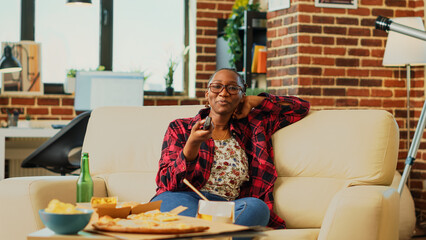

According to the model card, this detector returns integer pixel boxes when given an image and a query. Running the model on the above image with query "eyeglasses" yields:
[208,83,242,95]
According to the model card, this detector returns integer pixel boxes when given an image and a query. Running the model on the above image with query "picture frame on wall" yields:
[268,0,290,11]
[315,0,358,9]
[0,41,43,95]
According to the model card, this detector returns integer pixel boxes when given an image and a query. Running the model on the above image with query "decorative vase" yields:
[18,120,30,128]
[64,77,76,94]
[165,87,174,96]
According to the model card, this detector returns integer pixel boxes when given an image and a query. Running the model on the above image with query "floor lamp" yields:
[382,17,426,194]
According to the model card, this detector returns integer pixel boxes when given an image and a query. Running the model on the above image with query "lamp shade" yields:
[0,46,22,73]
[66,0,92,5]
[383,17,426,66]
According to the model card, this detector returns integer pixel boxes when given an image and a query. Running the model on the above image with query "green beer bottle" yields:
[76,152,93,203]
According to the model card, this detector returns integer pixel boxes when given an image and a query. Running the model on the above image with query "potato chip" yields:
[45,199,82,214]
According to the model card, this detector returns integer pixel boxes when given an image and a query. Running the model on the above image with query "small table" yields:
[0,127,60,180]
[28,228,112,240]
[28,228,264,240]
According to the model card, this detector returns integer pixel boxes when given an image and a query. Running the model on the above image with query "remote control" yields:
[203,116,212,130]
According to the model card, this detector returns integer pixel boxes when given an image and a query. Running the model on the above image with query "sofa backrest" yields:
[82,105,202,202]
[271,110,399,228]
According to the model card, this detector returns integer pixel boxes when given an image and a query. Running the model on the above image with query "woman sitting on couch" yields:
[151,68,310,228]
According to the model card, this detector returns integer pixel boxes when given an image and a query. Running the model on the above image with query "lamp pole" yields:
[375,16,426,195]
[406,64,411,149]
[398,99,426,194]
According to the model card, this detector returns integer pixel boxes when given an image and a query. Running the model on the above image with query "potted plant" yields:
[65,66,105,94]
[141,71,151,91]
[66,69,77,78]
[165,58,178,96]
[224,2,260,68]
[65,69,77,94]
[95,65,105,71]
[18,114,31,128]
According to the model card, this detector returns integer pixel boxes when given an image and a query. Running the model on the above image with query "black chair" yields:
[21,111,91,175]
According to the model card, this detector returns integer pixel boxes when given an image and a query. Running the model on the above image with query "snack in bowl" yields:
[39,199,93,235]
[92,210,209,234]
[45,199,83,214]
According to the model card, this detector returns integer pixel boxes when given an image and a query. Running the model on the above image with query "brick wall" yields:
[267,0,426,224]
[0,94,208,121]
[0,95,76,122]
[143,96,205,106]
[195,0,235,98]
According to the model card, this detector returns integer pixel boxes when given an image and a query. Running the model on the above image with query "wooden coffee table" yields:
[28,227,264,240]
[28,228,113,240]
[27,216,260,240]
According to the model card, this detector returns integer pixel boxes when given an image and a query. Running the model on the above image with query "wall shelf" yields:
[216,11,267,87]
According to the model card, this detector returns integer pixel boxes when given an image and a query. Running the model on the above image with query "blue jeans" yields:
[151,191,270,227]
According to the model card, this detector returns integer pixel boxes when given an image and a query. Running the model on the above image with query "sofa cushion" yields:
[100,172,157,202]
[274,177,349,228]
[272,110,398,184]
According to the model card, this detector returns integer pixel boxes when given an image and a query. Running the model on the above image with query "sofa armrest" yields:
[318,185,399,240]
[0,176,107,240]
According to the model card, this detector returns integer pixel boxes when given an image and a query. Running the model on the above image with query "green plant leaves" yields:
[165,58,178,87]
[223,3,260,68]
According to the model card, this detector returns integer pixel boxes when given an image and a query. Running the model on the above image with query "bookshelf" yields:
[242,11,267,88]
[216,11,267,88]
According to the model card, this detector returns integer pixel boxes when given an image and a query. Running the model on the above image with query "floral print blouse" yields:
[200,137,249,200]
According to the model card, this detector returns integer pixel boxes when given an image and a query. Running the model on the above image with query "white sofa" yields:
[0,105,416,240]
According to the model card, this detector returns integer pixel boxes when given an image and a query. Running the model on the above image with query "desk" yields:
[0,127,60,180]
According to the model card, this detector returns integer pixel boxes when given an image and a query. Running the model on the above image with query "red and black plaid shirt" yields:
[155,93,310,229]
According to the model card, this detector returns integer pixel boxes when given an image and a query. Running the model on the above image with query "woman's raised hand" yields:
[233,95,265,119]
